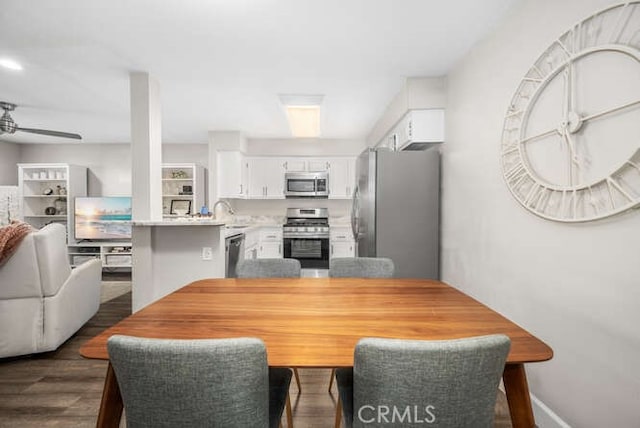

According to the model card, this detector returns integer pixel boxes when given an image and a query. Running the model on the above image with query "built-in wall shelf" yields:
[18,163,87,243]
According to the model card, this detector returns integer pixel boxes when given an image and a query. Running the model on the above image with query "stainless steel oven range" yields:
[283,208,329,269]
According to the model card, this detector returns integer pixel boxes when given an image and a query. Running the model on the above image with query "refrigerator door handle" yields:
[351,186,359,240]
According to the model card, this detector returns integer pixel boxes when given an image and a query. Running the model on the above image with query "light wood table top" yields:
[81,278,552,428]
[81,277,551,364]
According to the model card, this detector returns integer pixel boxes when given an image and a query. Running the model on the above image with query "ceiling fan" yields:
[0,101,82,140]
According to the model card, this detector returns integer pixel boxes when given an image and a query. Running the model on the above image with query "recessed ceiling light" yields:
[0,58,23,71]
[279,94,324,138]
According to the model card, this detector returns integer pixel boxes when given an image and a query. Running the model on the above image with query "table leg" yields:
[503,364,535,428]
[96,362,124,428]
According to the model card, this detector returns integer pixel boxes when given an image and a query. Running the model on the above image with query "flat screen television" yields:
[75,197,132,241]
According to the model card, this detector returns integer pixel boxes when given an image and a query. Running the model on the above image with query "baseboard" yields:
[498,384,571,428]
[530,393,572,428]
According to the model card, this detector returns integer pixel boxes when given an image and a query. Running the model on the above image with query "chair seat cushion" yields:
[268,368,292,428]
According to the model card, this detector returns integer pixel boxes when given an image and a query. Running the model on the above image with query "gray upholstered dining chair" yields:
[237,258,302,279]
[333,335,511,428]
[327,257,395,392]
[329,257,395,278]
[107,335,293,428]
[236,257,302,392]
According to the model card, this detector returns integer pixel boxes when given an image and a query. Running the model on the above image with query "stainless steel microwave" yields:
[284,172,329,198]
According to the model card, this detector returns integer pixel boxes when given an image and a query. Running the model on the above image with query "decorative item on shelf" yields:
[500,1,640,223]
[179,185,193,195]
[171,170,188,179]
[44,206,57,215]
[43,188,54,195]
[170,199,192,215]
[54,198,66,215]
[56,185,67,195]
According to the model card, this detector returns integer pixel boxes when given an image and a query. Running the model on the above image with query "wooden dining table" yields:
[81,277,553,428]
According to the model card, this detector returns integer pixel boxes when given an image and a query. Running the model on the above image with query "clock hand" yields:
[520,127,561,144]
[563,60,574,120]
[562,129,581,168]
[582,99,640,122]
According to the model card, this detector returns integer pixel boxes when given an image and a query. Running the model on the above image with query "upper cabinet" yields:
[282,157,355,199]
[247,158,285,199]
[217,151,248,199]
[218,155,356,200]
[381,109,445,151]
[18,163,87,243]
[161,163,205,217]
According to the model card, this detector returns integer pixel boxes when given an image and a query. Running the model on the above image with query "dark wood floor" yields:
[0,288,513,427]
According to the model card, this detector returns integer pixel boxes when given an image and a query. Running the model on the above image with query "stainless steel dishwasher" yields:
[225,233,245,278]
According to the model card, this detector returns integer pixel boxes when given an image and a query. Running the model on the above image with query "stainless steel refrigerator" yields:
[351,148,440,279]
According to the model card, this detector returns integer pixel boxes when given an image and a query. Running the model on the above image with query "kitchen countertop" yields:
[223,223,283,238]
[132,219,226,227]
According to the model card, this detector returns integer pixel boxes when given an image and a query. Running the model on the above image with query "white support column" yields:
[130,72,163,221]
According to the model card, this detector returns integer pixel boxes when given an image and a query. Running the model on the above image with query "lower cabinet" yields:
[330,226,355,261]
[257,227,283,259]
[244,227,259,260]
[330,241,355,259]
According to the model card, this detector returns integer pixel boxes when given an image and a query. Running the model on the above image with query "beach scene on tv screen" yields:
[75,197,132,240]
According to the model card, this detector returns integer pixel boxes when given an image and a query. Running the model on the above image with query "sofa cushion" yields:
[0,233,41,300]
[33,224,72,297]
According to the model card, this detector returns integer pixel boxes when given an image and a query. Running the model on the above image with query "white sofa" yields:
[0,223,102,358]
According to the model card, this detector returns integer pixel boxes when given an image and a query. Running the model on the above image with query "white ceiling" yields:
[0,0,518,144]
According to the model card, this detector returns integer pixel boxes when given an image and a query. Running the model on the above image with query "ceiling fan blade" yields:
[17,127,82,140]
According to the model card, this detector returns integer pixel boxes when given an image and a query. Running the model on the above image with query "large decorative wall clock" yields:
[501,1,640,222]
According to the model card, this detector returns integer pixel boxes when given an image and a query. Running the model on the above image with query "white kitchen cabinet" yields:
[282,158,330,172]
[18,163,87,243]
[247,158,284,199]
[217,151,248,199]
[330,226,355,260]
[330,241,355,259]
[327,158,356,199]
[393,109,445,150]
[257,227,283,258]
[280,157,356,199]
[282,159,307,172]
[162,163,205,217]
[244,227,260,260]
[307,159,331,172]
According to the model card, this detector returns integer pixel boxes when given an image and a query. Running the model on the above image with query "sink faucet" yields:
[212,200,235,216]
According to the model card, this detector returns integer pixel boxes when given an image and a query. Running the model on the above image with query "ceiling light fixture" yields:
[0,58,23,71]
[279,94,323,138]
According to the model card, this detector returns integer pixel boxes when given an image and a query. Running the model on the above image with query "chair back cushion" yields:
[107,336,269,428]
[32,224,71,297]
[353,335,510,428]
[237,258,301,278]
[329,257,394,278]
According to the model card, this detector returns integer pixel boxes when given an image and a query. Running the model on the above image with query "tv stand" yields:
[68,242,132,270]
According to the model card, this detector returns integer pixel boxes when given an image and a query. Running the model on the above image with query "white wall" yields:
[17,141,354,217]
[367,77,447,147]
[18,143,207,196]
[443,1,640,427]
[0,142,20,185]
[247,138,365,156]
